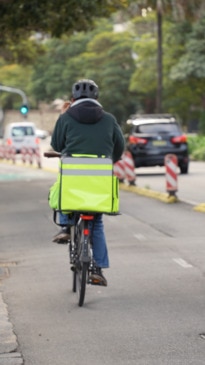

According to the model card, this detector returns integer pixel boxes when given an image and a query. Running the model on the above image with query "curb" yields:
[119,183,178,204]
[0,292,23,364]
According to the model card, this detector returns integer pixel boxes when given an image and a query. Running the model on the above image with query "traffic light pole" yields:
[0,85,28,105]
[0,85,28,117]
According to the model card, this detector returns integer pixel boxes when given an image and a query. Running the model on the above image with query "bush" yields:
[188,135,205,161]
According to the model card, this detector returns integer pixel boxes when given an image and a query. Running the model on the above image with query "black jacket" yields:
[51,99,125,162]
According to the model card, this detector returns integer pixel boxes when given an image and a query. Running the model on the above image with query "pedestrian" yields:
[50,79,125,286]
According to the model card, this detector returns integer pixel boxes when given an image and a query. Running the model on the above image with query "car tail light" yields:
[171,135,187,144]
[129,136,148,145]
[6,138,12,145]
[35,137,40,144]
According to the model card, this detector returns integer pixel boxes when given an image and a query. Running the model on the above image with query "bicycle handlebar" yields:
[44,151,61,158]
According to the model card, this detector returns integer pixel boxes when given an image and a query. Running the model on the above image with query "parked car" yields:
[3,122,40,153]
[126,114,189,174]
[36,128,49,139]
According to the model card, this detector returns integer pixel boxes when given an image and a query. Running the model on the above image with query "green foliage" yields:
[0,63,32,108]
[170,14,205,80]
[2,2,205,127]
[0,0,129,46]
[0,36,45,65]
[199,111,205,135]
[188,135,205,161]
[30,23,138,123]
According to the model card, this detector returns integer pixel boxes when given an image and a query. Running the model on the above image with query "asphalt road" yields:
[1,163,205,364]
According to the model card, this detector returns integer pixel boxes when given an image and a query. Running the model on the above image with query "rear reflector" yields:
[35,137,40,144]
[128,136,147,145]
[171,135,187,144]
[6,138,12,145]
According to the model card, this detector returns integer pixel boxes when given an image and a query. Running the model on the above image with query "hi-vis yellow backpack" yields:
[49,155,119,214]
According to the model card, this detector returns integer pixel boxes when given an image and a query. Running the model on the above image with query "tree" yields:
[132,0,204,112]
[169,14,205,131]
[30,21,138,123]
[0,62,32,108]
[0,0,129,46]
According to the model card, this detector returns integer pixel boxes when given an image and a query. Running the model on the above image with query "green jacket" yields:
[51,99,125,163]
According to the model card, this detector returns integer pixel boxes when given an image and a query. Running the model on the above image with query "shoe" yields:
[52,227,71,243]
[89,267,107,287]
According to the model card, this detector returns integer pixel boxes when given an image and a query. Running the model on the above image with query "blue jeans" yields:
[60,212,109,268]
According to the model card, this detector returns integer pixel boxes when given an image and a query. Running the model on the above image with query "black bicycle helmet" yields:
[72,79,99,100]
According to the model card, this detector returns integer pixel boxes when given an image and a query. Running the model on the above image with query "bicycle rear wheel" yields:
[69,226,77,293]
[76,261,88,307]
[72,268,77,293]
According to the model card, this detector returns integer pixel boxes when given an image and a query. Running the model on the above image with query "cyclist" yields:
[51,79,125,286]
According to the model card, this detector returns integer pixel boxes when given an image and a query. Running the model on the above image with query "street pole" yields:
[0,85,28,106]
[156,0,163,114]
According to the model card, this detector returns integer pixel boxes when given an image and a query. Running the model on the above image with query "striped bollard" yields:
[28,147,34,165]
[35,147,42,169]
[10,146,16,164]
[21,147,27,164]
[123,150,136,185]
[165,154,178,196]
[0,146,3,159]
[114,158,126,183]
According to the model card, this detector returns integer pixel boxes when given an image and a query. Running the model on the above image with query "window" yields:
[12,126,35,137]
[135,123,180,134]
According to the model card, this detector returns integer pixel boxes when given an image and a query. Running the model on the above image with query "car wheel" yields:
[179,163,189,174]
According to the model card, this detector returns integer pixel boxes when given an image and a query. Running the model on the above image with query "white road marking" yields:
[134,233,146,241]
[173,258,193,268]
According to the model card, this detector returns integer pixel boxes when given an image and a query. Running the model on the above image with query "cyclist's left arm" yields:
[51,116,67,152]
[112,120,125,163]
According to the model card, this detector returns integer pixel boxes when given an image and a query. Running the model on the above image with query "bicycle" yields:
[44,151,113,307]
[69,212,100,306]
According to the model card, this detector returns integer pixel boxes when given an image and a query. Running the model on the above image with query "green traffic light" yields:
[20,105,28,115]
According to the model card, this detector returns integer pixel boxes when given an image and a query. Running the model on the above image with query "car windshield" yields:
[135,123,180,134]
[12,126,35,137]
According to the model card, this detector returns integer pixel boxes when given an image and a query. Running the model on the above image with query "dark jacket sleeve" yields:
[112,120,125,163]
[51,115,67,152]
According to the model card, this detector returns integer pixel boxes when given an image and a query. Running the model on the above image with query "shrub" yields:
[188,135,205,161]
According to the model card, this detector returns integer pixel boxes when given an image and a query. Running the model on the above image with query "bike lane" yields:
[0,158,205,364]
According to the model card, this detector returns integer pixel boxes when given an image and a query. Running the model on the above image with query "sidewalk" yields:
[0,268,23,365]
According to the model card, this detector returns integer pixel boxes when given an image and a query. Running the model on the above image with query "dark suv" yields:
[126,114,189,174]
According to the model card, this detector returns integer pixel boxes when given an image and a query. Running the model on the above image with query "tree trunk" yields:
[156,8,163,113]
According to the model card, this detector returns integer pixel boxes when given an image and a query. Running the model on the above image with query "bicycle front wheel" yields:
[76,262,88,307]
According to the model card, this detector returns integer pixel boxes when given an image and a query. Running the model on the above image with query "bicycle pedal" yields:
[57,239,68,244]
[88,277,107,286]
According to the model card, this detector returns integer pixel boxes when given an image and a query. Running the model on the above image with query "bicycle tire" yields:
[69,226,77,293]
[72,269,77,292]
[76,262,87,307]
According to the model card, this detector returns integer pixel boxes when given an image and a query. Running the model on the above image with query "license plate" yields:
[152,140,167,146]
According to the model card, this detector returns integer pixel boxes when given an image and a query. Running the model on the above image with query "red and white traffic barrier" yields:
[0,146,4,159]
[28,147,34,165]
[21,147,27,164]
[8,146,16,163]
[123,150,136,185]
[113,158,126,182]
[21,147,42,168]
[35,147,42,168]
[114,151,136,185]
[0,146,16,163]
[165,154,178,195]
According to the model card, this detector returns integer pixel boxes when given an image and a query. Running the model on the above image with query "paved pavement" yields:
[0,153,204,364]
[0,274,23,364]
